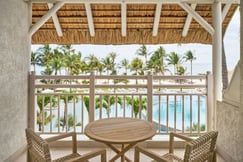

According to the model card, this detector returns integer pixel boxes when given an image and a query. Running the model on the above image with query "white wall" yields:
[0,0,31,161]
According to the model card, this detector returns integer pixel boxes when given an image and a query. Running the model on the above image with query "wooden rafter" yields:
[29,1,64,36]
[47,3,63,36]
[85,2,95,37]
[179,2,214,35]
[222,3,232,21]
[27,0,240,4]
[182,3,197,37]
[152,2,162,36]
[121,2,127,37]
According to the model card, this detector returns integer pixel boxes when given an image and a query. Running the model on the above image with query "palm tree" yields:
[166,52,183,75]
[85,54,99,72]
[147,46,169,75]
[129,57,143,75]
[58,114,81,131]
[64,53,81,75]
[96,95,123,115]
[31,51,41,72]
[59,45,75,56]
[37,44,53,69]
[126,97,147,118]
[108,52,118,75]
[102,56,113,75]
[83,96,104,113]
[83,96,122,115]
[49,49,64,75]
[40,67,53,77]
[177,66,186,75]
[97,62,104,75]
[59,90,79,131]
[136,45,150,63]
[36,94,57,131]
[184,50,196,76]
[121,58,129,75]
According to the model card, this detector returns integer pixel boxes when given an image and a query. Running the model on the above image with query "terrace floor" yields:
[15,147,225,162]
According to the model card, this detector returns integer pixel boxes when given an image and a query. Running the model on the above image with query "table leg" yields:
[121,144,125,162]
[106,143,136,162]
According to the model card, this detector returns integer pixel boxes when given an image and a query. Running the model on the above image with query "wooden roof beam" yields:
[121,2,126,37]
[27,0,240,4]
[47,3,63,36]
[222,3,232,21]
[152,2,162,36]
[29,1,64,36]
[85,2,95,37]
[179,2,214,35]
[182,3,197,37]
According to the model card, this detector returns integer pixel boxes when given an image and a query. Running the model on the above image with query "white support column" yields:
[212,0,222,130]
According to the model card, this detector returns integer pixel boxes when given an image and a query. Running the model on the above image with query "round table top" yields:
[84,117,156,144]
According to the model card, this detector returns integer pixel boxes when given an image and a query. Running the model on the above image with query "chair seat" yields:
[151,153,183,162]
[53,153,82,162]
[161,153,183,162]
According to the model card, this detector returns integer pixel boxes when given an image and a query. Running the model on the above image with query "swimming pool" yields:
[40,95,206,133]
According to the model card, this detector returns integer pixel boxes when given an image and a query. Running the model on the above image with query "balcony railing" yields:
[28,72,213,135]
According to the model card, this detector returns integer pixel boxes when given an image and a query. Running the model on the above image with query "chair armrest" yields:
[170,133,194,142]
[169,133,193,153]
[65,149,107,162]
[45,132,76,142]
[134,146,169,162]
[45,132,77,153]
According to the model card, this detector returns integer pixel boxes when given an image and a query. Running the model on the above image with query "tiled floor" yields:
[15,147,225,162]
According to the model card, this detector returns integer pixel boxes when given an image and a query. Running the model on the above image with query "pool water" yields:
[40,95,206,133]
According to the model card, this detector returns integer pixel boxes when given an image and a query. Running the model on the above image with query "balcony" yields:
[18,72,223,161]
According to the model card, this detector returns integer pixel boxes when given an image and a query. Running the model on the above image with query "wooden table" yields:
[84,117,156,162]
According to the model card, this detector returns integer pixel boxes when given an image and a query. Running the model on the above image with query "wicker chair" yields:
[134,131,218,162]
[25,128,106,162]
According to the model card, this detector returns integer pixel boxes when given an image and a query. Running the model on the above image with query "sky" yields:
[32,8,240,75]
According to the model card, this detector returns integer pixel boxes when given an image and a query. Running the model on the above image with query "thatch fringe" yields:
[32,29,212,45]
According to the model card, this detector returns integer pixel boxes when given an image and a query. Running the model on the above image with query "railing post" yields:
[28,71,35,129]
[89,71,95,122]
[206,71,214,131]
[147,72,153,122]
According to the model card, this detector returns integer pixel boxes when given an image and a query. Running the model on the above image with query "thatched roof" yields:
[31,2,239,45]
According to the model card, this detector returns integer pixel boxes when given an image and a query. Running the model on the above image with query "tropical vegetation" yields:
[31,44,197,76]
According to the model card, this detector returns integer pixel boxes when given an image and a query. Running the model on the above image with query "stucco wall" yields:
[216,101,243,162]
[216,2,243,162]
[0,0,30,161]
